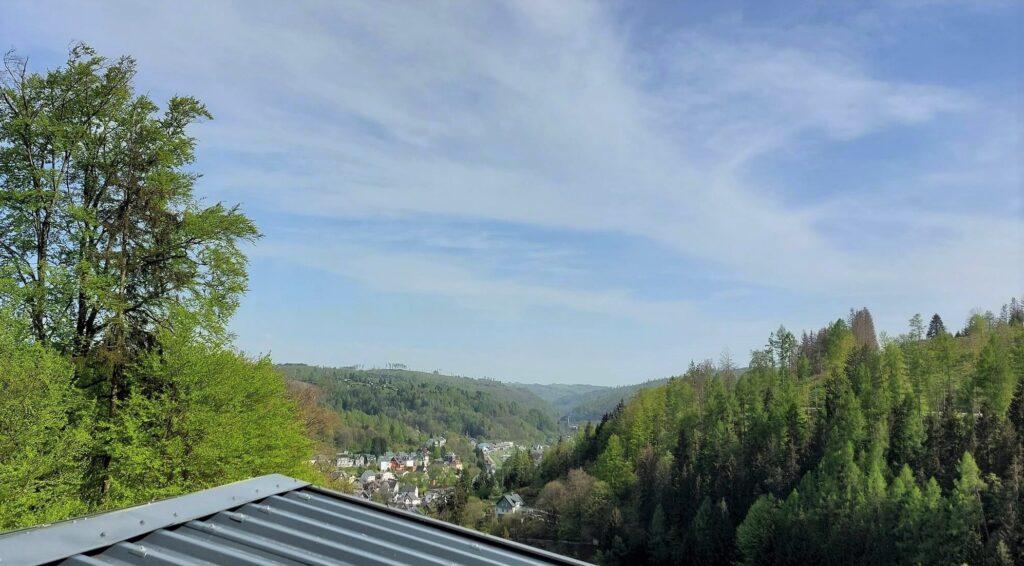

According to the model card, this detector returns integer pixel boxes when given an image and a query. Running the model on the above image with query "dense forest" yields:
[495,303,1024,565]
[277,364,559,448]
[0,46,316,531]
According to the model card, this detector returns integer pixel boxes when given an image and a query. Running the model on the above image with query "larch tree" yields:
[909,313,925,341]
[849,307,879,350]
[593,433,633,497]
[974,334,1015,417]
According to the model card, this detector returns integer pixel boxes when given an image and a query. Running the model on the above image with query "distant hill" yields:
[278,363,734,446]
[559,378,672,421]
[511,383,608,416]
[541,368,748,422]
[276,364,559,445]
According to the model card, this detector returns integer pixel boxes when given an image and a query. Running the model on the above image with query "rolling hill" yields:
[276,364,559,444]
[511,383,609,416]
[555,378,672,421]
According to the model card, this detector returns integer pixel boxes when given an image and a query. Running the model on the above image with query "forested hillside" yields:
[562,378,672,422]
[277,364,559,447]
[513,382,608,417]
[500,303,1024,565]
[0,46,315,532]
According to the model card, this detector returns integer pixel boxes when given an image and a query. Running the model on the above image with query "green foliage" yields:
[0,311,91,530]
[0,44,258,361]
[0,46,314,532]
[277,364,558,444]
[286,377,421,454]
[593,434,633,497]
[103,314,312,506]
[500,448,536,491]
[735,496,778,566]
[927,314,947,339]
[527,299,1024,565]
[974,334,1016,416]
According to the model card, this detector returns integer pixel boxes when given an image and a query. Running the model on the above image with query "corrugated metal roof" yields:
[0,474,589,566]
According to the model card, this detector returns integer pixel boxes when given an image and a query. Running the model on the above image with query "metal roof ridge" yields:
[0,474,307,565]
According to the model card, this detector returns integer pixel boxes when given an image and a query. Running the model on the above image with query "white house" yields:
[396,484,421,506]
[495,493,524,517]
[336,454,354,468]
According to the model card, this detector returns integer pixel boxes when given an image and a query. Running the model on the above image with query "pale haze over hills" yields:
[3,1,1019,385]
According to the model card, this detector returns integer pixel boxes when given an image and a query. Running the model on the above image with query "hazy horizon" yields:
[3,1,1020,386]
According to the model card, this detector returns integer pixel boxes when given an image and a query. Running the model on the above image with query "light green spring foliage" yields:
[529,302,1024,565]
[103,313,314,507]
[0,44,259,357]
[0,312,91,530]
[974,334,1015,416]
[593,434,633,497]
[0,44,318,531]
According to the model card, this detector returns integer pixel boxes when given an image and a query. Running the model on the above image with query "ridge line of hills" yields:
[274,363,685,446]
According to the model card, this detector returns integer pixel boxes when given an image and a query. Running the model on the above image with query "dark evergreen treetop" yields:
[927,314,947,338]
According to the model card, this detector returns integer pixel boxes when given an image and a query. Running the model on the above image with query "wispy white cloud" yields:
[254,240,696,324]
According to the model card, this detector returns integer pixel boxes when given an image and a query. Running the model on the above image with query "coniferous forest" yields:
[505,304,1024,565]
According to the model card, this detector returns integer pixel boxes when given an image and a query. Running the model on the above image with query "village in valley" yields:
[309,435,545,521]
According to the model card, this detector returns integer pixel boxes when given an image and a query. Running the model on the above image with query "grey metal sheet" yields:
[0,475,307,565]
[0,475,590,566]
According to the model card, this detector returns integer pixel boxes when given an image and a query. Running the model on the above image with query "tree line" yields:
[508,303,1024,565]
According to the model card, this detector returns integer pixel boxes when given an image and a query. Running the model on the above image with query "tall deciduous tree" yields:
[1,45,313,514]
[0,44,258,405]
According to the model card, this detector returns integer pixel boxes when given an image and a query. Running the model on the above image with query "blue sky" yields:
[2,1,1021,385]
